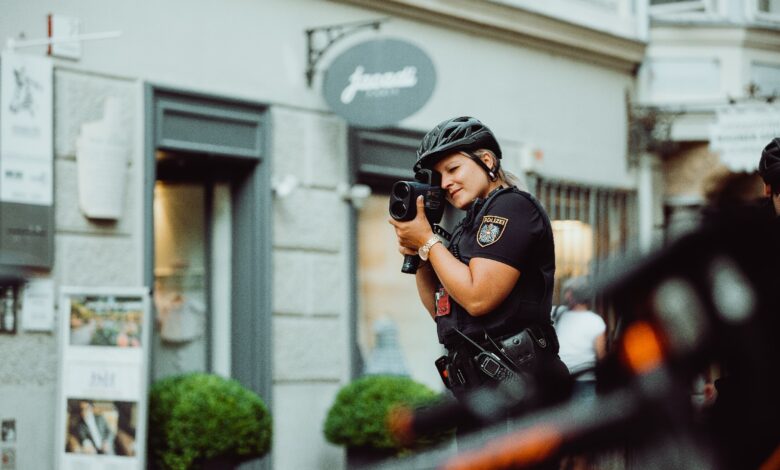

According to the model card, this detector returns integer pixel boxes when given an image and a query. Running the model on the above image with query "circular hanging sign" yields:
[322,38,436,129]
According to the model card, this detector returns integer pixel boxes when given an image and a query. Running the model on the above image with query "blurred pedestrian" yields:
[758,137,780,218]
[554,277,606,402]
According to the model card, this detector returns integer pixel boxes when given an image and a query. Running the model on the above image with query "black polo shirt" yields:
[435,187,556,346]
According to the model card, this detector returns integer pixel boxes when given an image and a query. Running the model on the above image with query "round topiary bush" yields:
[323,375,445,452]
[148,373,272,470]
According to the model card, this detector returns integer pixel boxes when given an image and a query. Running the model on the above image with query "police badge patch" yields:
[477,215,508,247]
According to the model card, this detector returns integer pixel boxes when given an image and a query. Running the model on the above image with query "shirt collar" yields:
[463,186,505,228]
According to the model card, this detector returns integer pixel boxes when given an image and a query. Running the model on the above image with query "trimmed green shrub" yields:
[323,375,448,452]
[148,373,272,470]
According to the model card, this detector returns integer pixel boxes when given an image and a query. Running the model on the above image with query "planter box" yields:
[346,447,397,469]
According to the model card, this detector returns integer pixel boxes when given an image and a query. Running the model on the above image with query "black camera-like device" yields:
[389,169,445,274]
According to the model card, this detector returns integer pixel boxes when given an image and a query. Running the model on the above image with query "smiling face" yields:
[433,152,496,210]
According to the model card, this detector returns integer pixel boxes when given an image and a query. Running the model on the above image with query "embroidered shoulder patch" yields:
[477,215,508,247]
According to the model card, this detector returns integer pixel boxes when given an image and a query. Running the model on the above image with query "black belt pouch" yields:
[497,329,539,373]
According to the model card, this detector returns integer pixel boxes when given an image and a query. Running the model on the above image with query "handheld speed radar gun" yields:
[389,169,445,274]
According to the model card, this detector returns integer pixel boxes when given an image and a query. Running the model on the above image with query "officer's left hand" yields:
[389,196,434,252]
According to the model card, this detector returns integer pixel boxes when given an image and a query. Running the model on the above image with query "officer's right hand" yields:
[388,196,433,252]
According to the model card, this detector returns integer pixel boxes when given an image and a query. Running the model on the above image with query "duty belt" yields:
[436,325,555,390]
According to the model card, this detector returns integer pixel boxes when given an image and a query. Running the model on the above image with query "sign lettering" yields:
[323,38,436,128]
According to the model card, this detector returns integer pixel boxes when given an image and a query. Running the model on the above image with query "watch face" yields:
[419,246,429,261]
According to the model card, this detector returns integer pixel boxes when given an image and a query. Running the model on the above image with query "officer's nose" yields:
[441,174,454,190]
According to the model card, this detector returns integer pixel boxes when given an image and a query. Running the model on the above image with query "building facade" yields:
[638,0,780,237]
[0,1,648,469]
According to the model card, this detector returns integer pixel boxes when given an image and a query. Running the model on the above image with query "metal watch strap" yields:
[419,235,442,261]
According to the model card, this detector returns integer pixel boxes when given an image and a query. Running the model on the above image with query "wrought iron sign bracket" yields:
[305,18,387,88]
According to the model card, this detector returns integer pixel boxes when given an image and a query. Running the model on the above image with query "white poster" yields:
[21,278,55,331]
[0,52,53,205]
[710,104,780,172]
[56,288,150,470]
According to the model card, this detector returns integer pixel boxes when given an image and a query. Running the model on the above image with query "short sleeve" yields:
[471,192,545,270]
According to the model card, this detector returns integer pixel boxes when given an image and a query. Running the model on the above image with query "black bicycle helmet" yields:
[414,116,502,173]
[759,137,780,186]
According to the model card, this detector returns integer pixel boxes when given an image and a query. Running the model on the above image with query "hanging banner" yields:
[322,38,436,128]
[56,287,151,470]
[710,104,780,172]
[0,52,53,205]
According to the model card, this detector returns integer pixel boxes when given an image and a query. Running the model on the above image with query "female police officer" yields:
[389,117,569,430]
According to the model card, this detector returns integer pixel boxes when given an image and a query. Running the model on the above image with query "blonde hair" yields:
[472,149,523,189]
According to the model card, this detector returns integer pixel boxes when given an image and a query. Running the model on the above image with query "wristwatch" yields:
[418,235,442,261]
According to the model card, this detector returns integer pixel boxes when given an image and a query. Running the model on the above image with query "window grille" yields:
[529,175,638,316]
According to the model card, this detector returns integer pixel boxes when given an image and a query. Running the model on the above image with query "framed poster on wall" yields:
[55,287,151,470]
[0,51,53,206]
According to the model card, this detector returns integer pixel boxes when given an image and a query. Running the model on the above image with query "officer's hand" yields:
[388,196,433,251]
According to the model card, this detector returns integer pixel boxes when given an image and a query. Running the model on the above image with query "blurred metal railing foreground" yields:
[373,206,780,470]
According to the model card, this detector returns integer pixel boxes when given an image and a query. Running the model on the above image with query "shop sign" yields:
[323,38,436,128]
[710,104,780,171]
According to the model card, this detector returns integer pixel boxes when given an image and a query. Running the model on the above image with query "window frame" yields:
[649,0,713,15]
[753,0,780,23]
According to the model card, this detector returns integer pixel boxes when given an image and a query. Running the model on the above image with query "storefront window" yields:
[551,220,594,280]
[151,158,234,382]
[356,193,444,391]
[153,182,209,380]
[350,128,446,390]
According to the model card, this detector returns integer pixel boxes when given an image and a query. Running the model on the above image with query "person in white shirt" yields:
[554,277,606,401]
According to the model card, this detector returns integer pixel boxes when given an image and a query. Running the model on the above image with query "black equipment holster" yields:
[435,349,488,391]
[495,325,558,374]
[435,325,556,390]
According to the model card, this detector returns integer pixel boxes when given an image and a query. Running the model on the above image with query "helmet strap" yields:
[465,151,500,182]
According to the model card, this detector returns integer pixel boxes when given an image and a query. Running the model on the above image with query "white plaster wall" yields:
[0,67,140,470]
[0,2,643,469]
[639,42,745,104]
[398,26,637,187]
[0,385,58,470]
[640,25,780,107]
[2,0,637,188]
[490,0,642,39]
[270,107,351,469]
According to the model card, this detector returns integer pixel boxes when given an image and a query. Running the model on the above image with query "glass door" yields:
[151,158,233,381]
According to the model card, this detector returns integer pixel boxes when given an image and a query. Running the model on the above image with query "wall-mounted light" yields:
[338,183,372,209]
[271,174,300,198]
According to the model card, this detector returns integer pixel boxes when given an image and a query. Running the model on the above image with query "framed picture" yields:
[64,399,137,457]
[68,294,143,348]
[56,287,150,470]
[1,420,15,443]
